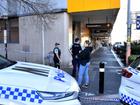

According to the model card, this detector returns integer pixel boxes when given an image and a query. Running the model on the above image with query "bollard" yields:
[99,62,105,94]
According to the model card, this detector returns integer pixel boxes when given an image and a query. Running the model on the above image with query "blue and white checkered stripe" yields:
[120,93,140,105]
[0,86,43,104]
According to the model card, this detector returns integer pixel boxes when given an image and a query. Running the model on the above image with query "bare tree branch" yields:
[0,0,57,26]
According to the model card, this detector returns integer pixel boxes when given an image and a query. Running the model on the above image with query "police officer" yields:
[70,38,82,78]
[53,43,61,69]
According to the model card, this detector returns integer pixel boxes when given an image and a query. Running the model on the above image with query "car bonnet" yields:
[0,62,73,92]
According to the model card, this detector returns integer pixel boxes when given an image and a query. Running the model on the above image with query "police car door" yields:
[122,58,140,98]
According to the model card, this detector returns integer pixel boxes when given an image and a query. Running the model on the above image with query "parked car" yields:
[119,56,140,105]
[0,55,81,105]
[113,42,124,52]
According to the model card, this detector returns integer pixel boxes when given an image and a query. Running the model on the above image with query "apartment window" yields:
[0,18,19,43]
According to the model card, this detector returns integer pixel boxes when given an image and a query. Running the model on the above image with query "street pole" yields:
[3,17,8,59]
[42,17,45,65]
[126,0,131,65]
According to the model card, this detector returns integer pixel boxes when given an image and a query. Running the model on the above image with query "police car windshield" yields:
[0,55,16,69]
[130,57,140,70]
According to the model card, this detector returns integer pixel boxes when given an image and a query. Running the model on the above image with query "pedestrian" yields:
[70,38,82,78]
[77,40,93,88]
[53,43,61,69]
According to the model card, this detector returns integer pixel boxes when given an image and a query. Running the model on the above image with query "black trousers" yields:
[54,59,60,69]
[72,58,79,78]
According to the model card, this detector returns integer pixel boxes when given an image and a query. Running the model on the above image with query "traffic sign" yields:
[136,16,140,30]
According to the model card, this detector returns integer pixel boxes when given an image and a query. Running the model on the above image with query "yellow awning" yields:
[68,0,120,13]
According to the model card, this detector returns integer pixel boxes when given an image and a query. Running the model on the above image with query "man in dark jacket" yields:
[78,40,93,88]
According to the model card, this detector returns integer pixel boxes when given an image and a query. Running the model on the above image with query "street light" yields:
[126,0,131,65]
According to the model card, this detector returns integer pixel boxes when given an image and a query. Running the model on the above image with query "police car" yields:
[119,56,140,105]
[0,55,81,105]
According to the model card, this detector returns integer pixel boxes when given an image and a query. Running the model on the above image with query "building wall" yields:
[44,12,72,66]
[0,16,43,62]
[0,12,72,67]
[19,16,42,63]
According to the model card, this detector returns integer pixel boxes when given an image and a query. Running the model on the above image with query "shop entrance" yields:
[71,9,119,47]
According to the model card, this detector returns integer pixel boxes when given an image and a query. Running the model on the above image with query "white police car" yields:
[119,56,140,105]
[0,55,81,105]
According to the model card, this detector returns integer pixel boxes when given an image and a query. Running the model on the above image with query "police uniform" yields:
[53,46,61,69]
[71,43,82,78]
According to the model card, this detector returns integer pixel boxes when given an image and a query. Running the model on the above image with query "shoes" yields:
[82,84,88,88]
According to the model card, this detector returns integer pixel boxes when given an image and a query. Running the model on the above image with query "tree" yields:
[0,0,56,24]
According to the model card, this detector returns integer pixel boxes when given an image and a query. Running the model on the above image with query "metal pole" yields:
[42,18,45,65]
[126,0,131,65]
[4,17,8,59]
[99,62,105,94]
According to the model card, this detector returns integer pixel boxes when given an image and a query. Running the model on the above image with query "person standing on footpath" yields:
[70,38,82,78]
[53,43,61,69]
[77,40,93,88]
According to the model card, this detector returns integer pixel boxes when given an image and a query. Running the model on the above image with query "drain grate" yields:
[79,93,120,103]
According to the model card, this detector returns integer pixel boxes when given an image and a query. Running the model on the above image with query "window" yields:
[0,55,17,69]
[0,18,19,43]
[130,57,140,70]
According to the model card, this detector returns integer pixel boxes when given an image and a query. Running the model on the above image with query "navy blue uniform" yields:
[71,43,82,78]
[53,47,61,69]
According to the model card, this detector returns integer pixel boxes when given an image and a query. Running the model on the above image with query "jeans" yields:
[78,62,90,85]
